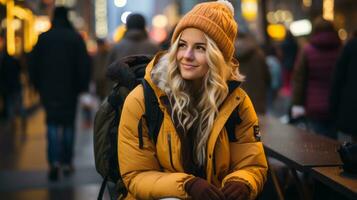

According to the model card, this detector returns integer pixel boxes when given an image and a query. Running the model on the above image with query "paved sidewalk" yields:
[0,108,107,200]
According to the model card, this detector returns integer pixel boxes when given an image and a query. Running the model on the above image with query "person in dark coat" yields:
[234,32,271,114]
[291,17,341,139]
[107,13,160,66]
[330,35,357,142]
[92,38,110,100]
[29,6,91,181]
[0,31,22,122]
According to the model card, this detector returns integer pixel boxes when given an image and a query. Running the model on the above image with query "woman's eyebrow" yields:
[179,39,206,46]
[195,42,206,46]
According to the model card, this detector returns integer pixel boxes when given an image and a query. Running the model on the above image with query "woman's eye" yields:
[196,46,206,51]
[178,43,186,48]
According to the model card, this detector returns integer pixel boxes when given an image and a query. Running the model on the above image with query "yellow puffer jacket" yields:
[118,53,268,200]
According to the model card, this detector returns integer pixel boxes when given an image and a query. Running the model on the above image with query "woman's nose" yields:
[183,48,194,60]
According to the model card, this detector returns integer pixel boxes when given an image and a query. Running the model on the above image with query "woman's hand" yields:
[185,177,225,200]
[221,181,250,200]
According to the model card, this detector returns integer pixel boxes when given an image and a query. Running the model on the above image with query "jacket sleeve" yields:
[118,85,194,199]
[222,93,268,200]
[292,48,308,106]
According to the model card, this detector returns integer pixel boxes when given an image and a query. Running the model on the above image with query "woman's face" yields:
[176,28,209,84]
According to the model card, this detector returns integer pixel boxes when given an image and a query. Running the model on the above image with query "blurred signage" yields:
[95,0,108,38]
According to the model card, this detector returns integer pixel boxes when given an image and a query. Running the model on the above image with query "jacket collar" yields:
[144,51,167,98]
[124,30,148,41]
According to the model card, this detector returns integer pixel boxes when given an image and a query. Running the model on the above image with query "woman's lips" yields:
[181,63,198,69]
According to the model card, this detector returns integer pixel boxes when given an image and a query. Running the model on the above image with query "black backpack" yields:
[93,55,243,200]
[93,55,163,200]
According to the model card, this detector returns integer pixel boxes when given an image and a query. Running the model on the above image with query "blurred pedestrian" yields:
[265,45,282,114]
[118,1,267,199]
[28,6,91,181]
[291,17,341,139]
[280,31,298,96]
[330,33,357,143]
[107,13,160,65]
[0,30,23,126]
[160,25,176,50]
[92,38,110,101]
[234,32,271,114]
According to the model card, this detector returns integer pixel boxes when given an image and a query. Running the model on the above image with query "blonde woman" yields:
[118,1,267,199]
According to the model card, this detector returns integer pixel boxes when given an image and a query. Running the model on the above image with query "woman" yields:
[118,1,267,199]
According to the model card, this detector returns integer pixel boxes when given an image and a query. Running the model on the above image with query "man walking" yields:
[29,6,91,181]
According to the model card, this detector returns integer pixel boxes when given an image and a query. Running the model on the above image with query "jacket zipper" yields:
[167,133,177,171]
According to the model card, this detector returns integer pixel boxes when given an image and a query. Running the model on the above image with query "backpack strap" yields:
[225,81,242,142]
[97,175,108,200]
[138,79,164,149]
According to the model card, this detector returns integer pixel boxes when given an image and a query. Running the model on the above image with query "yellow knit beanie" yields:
[171,0,237,62]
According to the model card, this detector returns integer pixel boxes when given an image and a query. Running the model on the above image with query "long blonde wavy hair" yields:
[151,32,244,167]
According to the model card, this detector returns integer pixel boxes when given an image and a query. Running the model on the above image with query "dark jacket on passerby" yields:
[108,30,160,65]
[292,31,341,121]
[281,32,298,71]
[93,39,111,100]
[234,35,271,114]
[0,51,21,95]
[330,38,357,134]
[29,10,91,125]
[107,13,160,65]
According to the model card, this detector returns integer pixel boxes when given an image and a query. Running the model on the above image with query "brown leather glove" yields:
[185,177,225,200]
[221,181,250,200]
